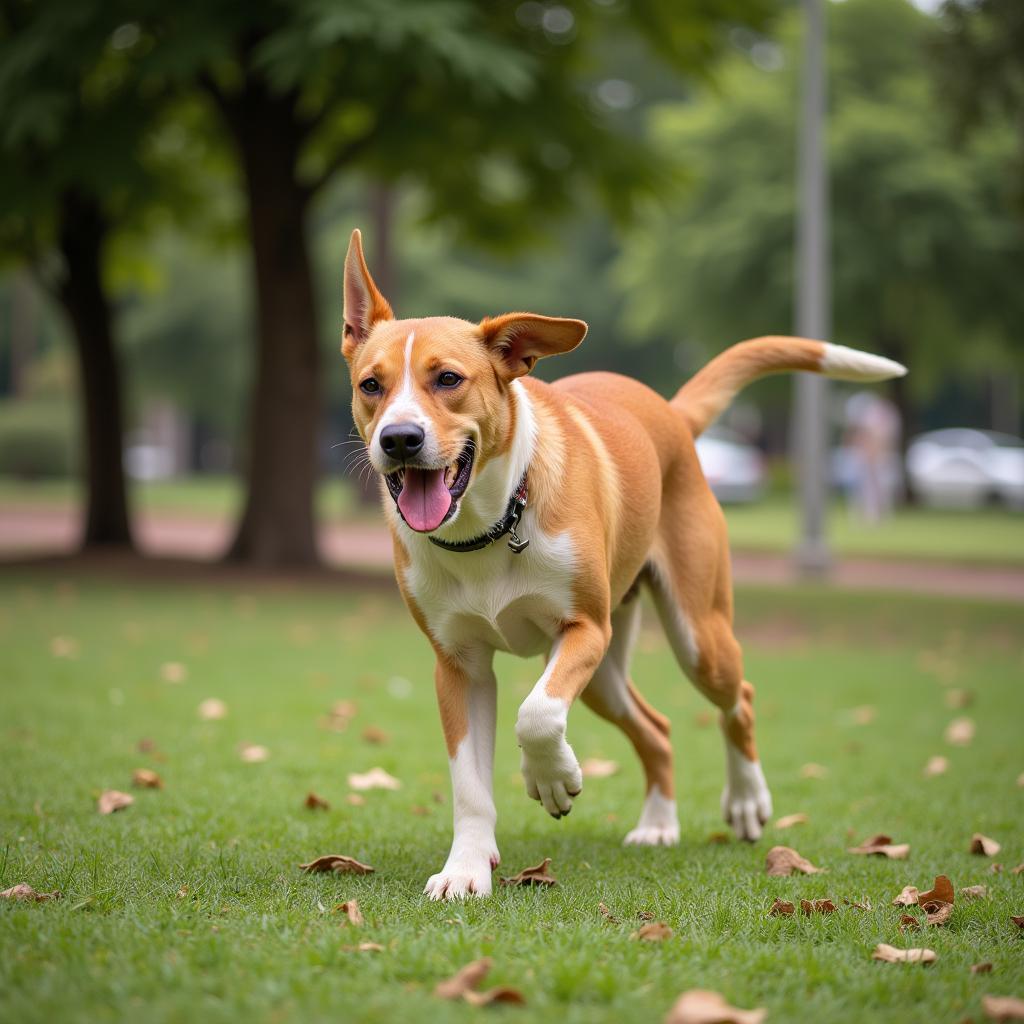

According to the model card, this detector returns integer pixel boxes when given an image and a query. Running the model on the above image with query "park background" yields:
[1,2,1022,1023]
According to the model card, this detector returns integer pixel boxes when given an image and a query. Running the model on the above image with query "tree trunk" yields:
[57,190,134,549]
[222,81,322,566]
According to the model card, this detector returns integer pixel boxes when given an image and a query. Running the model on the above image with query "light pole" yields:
[794,0,831,577]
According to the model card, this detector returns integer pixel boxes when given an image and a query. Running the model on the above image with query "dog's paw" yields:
[520,738,583,819]
[721,748,772,841]
[624,788,679,846]
[424,849,499,901]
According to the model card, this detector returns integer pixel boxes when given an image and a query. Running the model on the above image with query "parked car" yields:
[906,429,1024,510]
[695,426,765,504]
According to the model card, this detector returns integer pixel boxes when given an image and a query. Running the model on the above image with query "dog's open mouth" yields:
[385,438,475,533]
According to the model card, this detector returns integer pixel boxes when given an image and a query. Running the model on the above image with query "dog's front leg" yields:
[516,618,609,818]
[424,648,499,900]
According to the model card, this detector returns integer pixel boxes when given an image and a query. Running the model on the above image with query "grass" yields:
[1,570,1022,1024]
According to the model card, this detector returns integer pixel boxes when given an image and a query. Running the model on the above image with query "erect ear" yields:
[479,313,588,379]
[342,228,394,360]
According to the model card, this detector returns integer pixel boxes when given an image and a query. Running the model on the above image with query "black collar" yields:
[428,473,530,554]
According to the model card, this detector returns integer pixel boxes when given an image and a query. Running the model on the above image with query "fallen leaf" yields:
[706,831,731,844]
[160,661,187,683]
[848,833,910,859]
[851,705,876,725]
[1,883,60,902]
[961,886,989,902]
[137,738,157,754]
[409,804,430,816]
[347,767,401,791]
[361,726,389,745]
[464,988,527,1007]
[305,791,330,810]
[925,902,953,927]
[971,833,1002,857]
[872,943,936,965]
[198,698,227,720]
[768,899,795,917]
[324,700,357,732]
[924,756,949,778]
[346,793,366,806]
[982,995,1024,1022]
[299,855,374,875]
[892,886,920,907]
[972,962,994,975]
[1012,915,1024,929]
[1018,772,1024,788]
[991,863,1003,874]
[663,989,766,1024]
[132,768,162,789]
[342,942,384,953]
[637,910,656,921]
[800,899,837,915]
[843,897,872,911]
[800,763,828,779]
[49,635,78,658]
[97,790,133,814]
[335,899,364,926]
[499,858,557,888]
[433,957,525,1007]
[581,758,619,779]
[945,688,973,709]
[1012,865,1024,875]
[774,813,808,830]
[946,717,975,746]
[598,901,620,923]
[765,846,822,876]
[239,743,269,763]
[919,875,955,911]
[899,915,920,932]
[631,921,674,941]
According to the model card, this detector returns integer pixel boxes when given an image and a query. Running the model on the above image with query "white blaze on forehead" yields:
[371,330,434,463]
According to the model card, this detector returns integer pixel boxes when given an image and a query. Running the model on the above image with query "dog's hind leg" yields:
[581,596,679,846]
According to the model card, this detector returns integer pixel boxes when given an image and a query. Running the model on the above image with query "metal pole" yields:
[794,0,831,577]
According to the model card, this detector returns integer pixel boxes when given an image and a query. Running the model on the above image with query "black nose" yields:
[379,422,425,460]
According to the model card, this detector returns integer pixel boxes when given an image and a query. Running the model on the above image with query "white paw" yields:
[520,738,583,819]
[423,848,499,901]
[624,787,680,846]
[721,749,772,841]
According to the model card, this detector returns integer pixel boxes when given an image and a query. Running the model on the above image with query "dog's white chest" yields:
[402,524,576,658]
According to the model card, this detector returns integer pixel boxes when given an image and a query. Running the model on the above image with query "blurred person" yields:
[843,391,901,523]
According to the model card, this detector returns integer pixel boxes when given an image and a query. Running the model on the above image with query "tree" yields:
[141,0,777,566]
[616,0,1024,438]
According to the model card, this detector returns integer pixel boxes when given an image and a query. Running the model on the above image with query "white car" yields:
[906,429,1024,510]
[695,426,765,504]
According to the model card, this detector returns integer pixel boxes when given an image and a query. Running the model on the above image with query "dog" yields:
[340,228,906,900]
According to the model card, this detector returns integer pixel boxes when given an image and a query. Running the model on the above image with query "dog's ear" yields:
[479,313,588,379]
[343,229,394,359]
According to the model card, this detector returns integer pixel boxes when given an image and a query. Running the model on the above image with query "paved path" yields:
[2,504,1022,602]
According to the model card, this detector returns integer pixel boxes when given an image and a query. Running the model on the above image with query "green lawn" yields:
[1,571,1022,1024]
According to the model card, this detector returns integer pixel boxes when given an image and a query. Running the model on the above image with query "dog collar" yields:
[428,473,530,554]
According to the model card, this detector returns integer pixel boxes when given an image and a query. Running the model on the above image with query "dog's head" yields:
[341,229,587,534]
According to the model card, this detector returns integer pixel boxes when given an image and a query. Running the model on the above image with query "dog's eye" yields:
[359,377,381,395]
[437,371,463,389]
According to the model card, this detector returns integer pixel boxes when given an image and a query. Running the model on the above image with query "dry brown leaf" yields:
[342,942,384,953]
[97,789,133,814]
[765,846,822,876]
[800,763,828,779]
[945,688,973,709]
[919,875,955,911]
[1,883,60,902]
[581,758,619,779]
[925,902,953,927]
[637,910,656,921]
[843,897,872,911]
[872,943,936,965]
[410,805,430,817]
[598,902,620,923]
[305,791,330,811]
[991,863,1003,874]
[160,661,187,683]
[1011,865,1024,875]
[347,767,401,791]
[1012,915,1024,929]
[50,635,78,658]
[892,886,920,907]
[971,962,994,975]
[982,996,1024,1022]
[924,756,949,778]
[946,717,976,746]
[433,957,525,1007]
[961,886,989,902]
[768,899,795,917]
[499,858,557,888]
[631,921,674,941]
[800,899,837,915]
[464,987,527,1007]
[132,768,162,789]
[198,698,227,721]
[137,737,157,754]
[361,726,389,745]
[335,899,364,926]
[971,833,1002,857]
[324,699,358,732]
[239,743,269,763]
[663,989,767,1024]
[346,793,366,806]
[848,834,910,859]
[851,705,877,725]
[299,854,374,875]
[899,915,921,932]
[774,813,809,830]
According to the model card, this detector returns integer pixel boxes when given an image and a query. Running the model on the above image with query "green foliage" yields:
[0,397,74,477]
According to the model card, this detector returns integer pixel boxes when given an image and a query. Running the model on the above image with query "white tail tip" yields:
[820,343,907,382]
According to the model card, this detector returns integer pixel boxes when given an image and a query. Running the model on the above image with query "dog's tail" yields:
[673,336,906,437]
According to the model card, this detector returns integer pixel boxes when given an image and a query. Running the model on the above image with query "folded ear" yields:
[343,228,394,359]
[479,313,588,379]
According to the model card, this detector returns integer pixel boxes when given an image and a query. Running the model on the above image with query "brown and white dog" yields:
[341,229,906,900]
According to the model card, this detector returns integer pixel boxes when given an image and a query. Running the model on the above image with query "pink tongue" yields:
[398,468,452,532]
